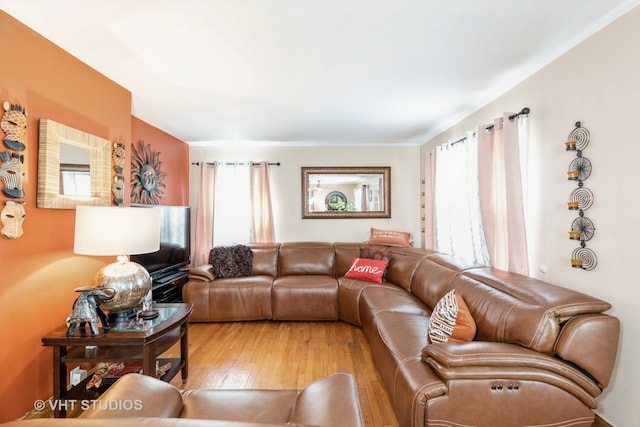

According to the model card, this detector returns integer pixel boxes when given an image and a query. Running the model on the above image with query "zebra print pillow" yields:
[427,289,476,343]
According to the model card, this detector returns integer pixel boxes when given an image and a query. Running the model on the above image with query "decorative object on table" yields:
[112,140,126,206]
[74,206,161,321]
[565,121,597,270]
[66,286,116,336]
[138,309,159,320]
[1,200,25,239]
[131,140,166,204]
[87,360,172,389]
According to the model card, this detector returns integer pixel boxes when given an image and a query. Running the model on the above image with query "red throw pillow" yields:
[360,245,393,280]
[344,257,389,283]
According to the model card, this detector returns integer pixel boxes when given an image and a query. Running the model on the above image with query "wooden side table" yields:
[42,303,192,417]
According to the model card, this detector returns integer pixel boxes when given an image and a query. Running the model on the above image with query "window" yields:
[434,136,489,265]
[428,112,529,274]
[213,165,252,246]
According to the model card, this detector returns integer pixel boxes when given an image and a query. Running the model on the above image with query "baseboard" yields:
[593,413,613,427]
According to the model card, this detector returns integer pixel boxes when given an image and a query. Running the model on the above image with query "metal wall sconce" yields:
[565,121,597,270]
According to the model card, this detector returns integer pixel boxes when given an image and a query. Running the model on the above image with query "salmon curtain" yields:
[193,163,215,267]
[423,148,437,250]
[250,162,276,243]
[477,113,529,275]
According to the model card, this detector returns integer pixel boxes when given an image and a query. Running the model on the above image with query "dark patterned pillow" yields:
[209,245,253,279]
[360,246,393,280]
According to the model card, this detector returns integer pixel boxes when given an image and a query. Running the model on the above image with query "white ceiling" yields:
[2,1,638,145]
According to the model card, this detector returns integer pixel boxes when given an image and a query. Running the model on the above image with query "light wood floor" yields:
[162,321,400,427]
[28,320,609,426]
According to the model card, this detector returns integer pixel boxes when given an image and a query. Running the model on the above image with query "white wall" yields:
[189,144,421,243]
[420,6,640,426]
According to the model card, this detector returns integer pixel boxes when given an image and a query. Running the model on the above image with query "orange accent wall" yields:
[0,12,189,421]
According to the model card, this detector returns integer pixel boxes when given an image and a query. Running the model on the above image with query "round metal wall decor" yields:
[131,140,166,204]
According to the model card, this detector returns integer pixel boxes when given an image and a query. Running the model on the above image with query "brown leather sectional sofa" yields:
[4,372,363,427]
[185,242,620,427]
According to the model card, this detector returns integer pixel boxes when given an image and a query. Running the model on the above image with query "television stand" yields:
[152,270,189,303]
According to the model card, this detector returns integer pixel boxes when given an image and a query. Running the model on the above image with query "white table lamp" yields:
[74,206,161,321]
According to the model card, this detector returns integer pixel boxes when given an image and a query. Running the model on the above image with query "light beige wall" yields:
[189,143,421,243]
[420,6,640,426]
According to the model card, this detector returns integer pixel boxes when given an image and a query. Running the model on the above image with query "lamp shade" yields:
[74,206,162,320]
[74,206,161,256]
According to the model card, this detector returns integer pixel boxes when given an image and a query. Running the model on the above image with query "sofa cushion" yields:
[427,289,476,343]
[289,373,364,427]
[449,274,559,353]
[344,257,388,283]
[272,275,339,320]
[209,245,253,279]
[180,389,297,422]
[278,242,335,276]
[249,243,280,276]
[409,254,479,309]
[203,276,273,321]
[79,373,183,419]
[456,268,614,354]
[384,248,431,291]
[359,285,429,339]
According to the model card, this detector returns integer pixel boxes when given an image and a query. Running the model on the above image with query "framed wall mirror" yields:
[37,119,112,209]
[302,166,391,218]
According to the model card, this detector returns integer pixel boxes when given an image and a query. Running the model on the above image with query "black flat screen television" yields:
[130,204,191,283]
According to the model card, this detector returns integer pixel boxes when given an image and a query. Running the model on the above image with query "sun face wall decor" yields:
[131,140,166,205]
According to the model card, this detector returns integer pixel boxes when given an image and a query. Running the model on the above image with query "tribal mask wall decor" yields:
[1,102,27,152]
[0,151,24,199]
[1,200,25,239]
[112,141,125,206]
[0,101,27,239]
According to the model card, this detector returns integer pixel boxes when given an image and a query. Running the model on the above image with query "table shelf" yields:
[61,328,182,363]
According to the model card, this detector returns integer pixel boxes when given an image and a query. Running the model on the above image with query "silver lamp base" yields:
[93,256,152,321]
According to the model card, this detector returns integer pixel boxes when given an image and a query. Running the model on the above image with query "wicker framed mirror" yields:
[37,119,111,209]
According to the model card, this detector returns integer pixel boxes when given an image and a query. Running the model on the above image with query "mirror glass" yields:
[59,143,91,197]
[38,119,112,209]
[302,167,391,218]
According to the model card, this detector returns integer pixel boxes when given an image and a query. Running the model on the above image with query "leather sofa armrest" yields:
[79,373,184,418]
[422,341,601,399]
[289,373,364,427]
[189,264,215,281]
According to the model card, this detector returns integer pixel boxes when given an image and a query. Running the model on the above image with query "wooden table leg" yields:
[52,346,66,418]
[142,343,156,377]
[180,322,189,382]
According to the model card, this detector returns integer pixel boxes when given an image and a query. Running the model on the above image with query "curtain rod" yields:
[451,107,530,146]
[191,161,281,166]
